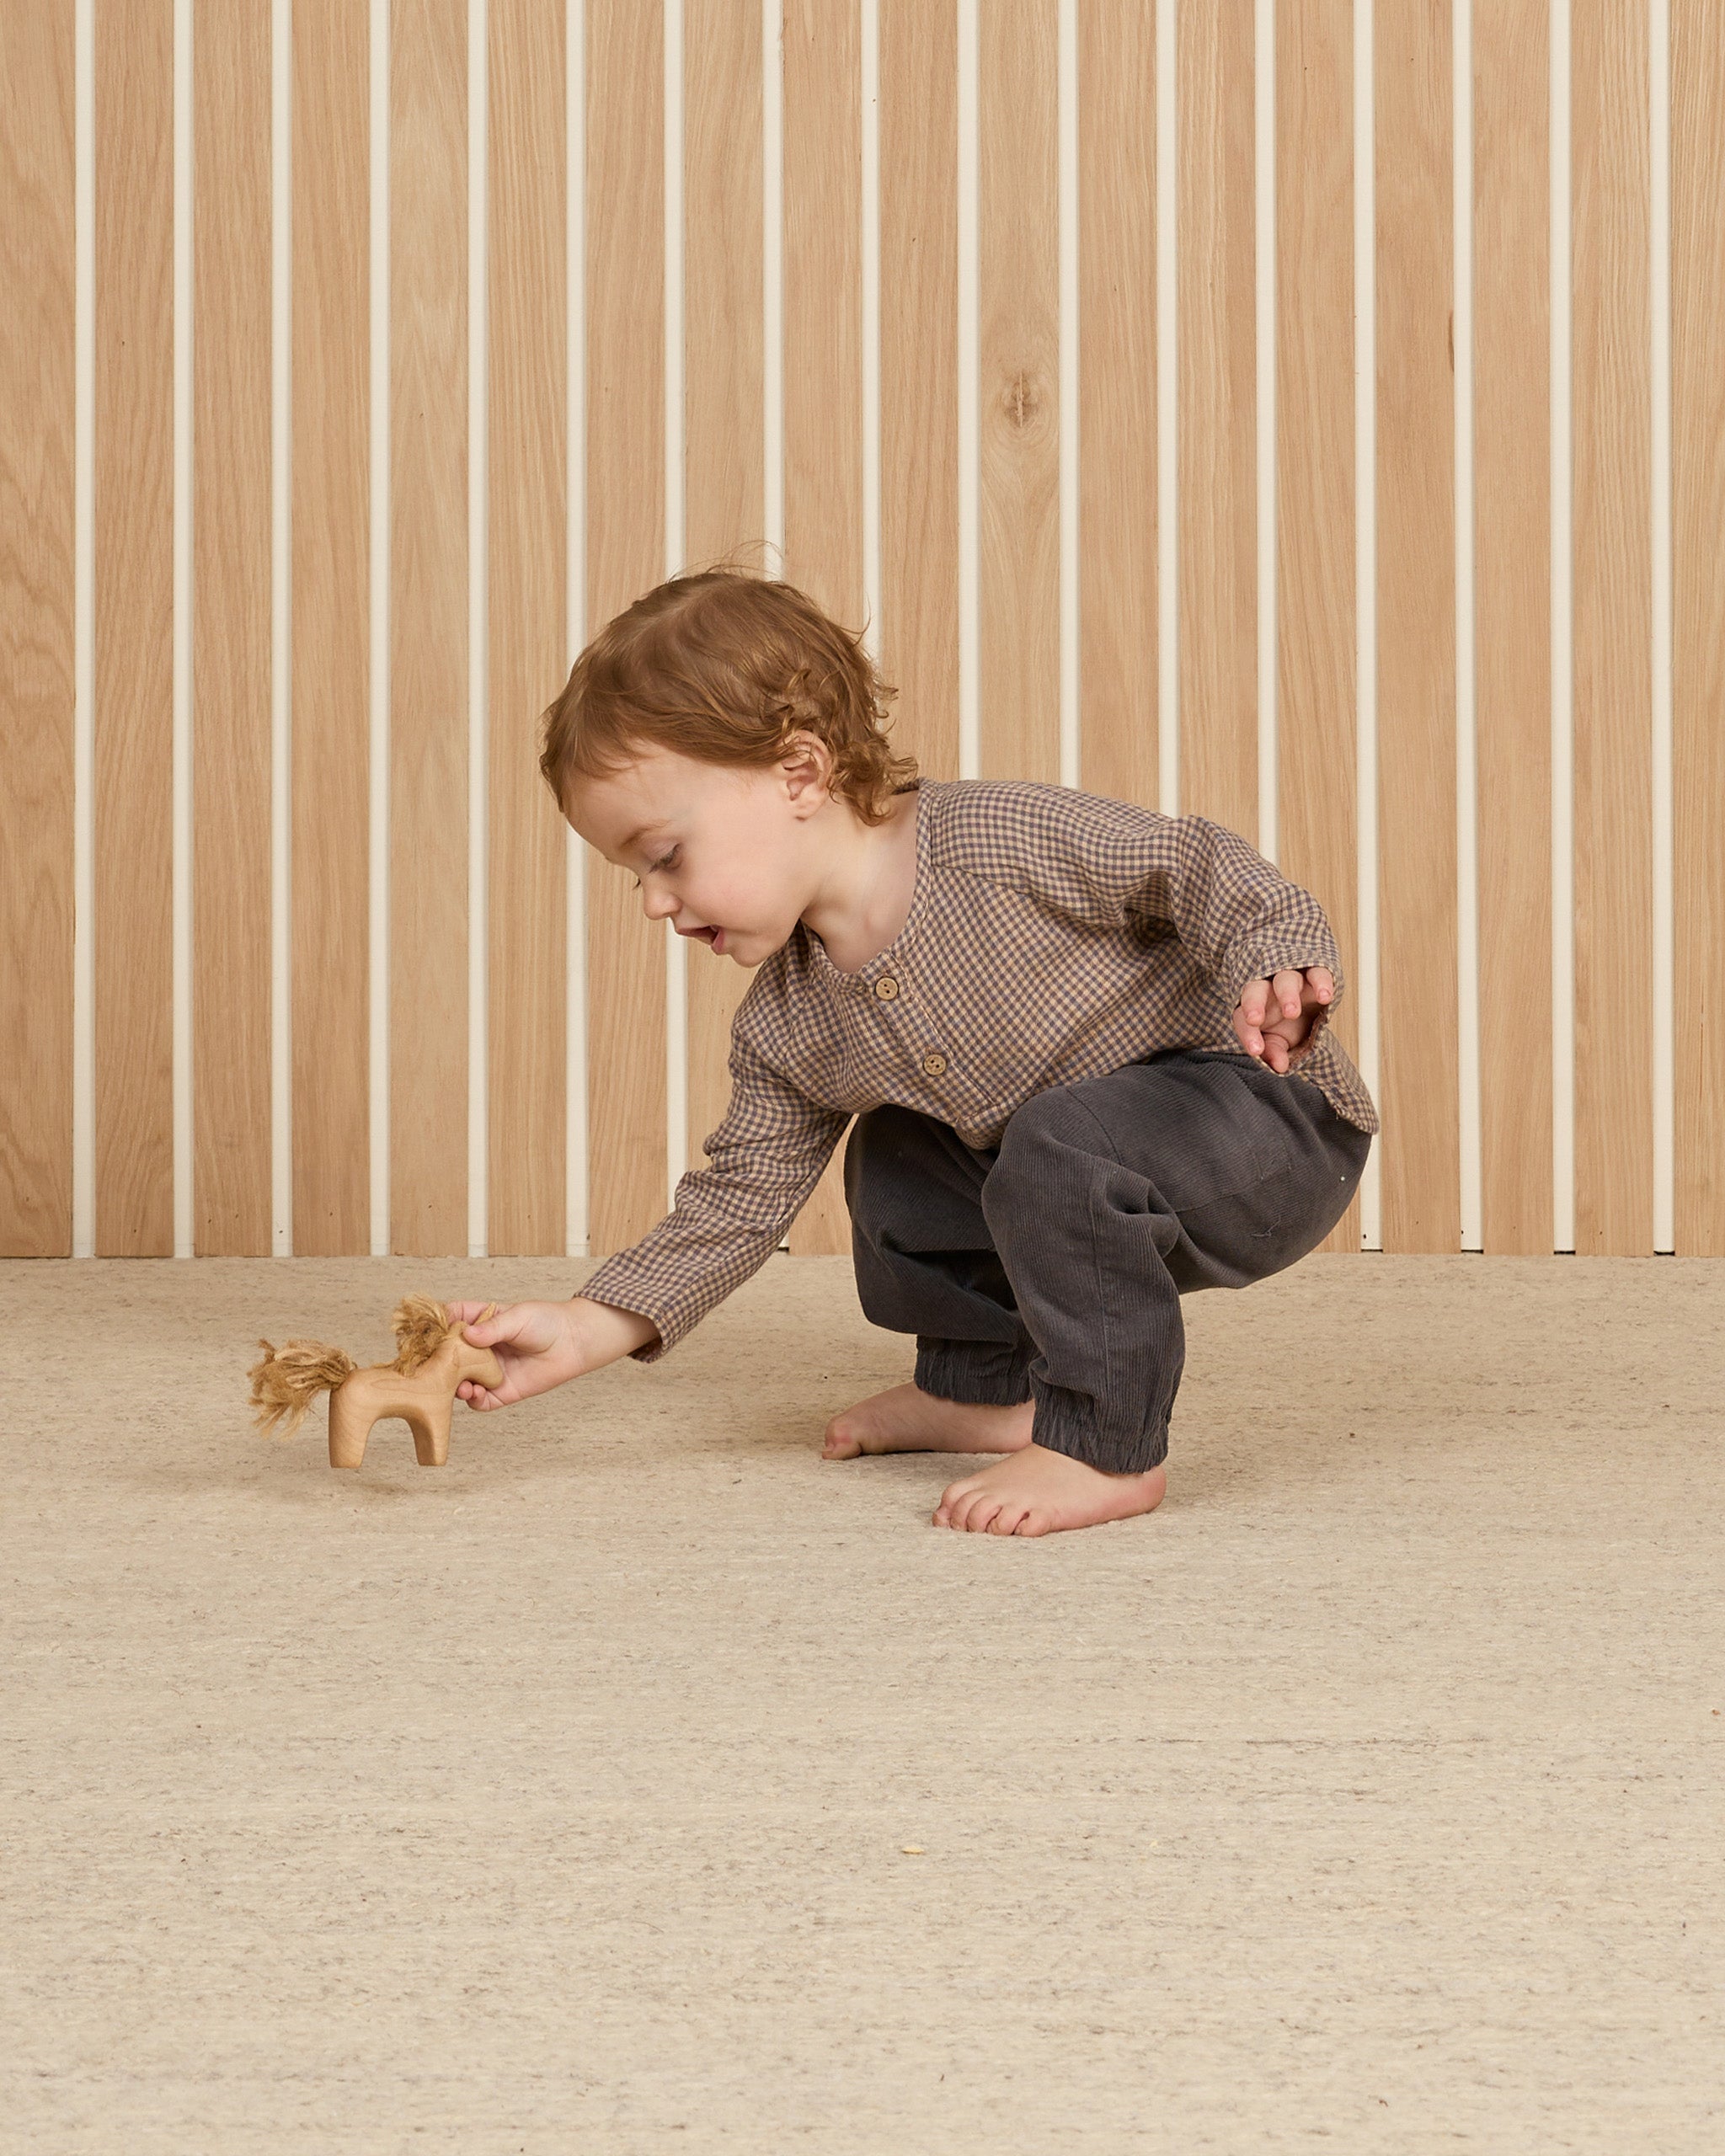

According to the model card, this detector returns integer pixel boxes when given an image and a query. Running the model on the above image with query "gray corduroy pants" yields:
[841,1046,1373,1476]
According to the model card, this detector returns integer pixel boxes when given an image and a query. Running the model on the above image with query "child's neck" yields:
[799,784,921,975]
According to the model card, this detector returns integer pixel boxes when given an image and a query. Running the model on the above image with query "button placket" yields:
[868,971,959,1094]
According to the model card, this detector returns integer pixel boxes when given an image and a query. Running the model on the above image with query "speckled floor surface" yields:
[3,1249,1722,2153]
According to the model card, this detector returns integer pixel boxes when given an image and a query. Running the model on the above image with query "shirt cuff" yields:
[574,1283,679,1364]
[1283,998,1333,1070]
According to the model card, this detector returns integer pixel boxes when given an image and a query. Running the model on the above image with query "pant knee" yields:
[980,1089,1087,1222]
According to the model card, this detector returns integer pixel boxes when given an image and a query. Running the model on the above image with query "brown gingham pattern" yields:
[579,775,1378,1364]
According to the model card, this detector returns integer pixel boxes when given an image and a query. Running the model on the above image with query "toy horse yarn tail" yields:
[247,1338,360,1442]
[247,1294,499,1444]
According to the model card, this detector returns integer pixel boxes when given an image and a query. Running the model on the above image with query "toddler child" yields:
[449,567,1377,1538]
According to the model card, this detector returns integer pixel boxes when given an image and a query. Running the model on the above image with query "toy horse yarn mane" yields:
[247,1294,506,1470]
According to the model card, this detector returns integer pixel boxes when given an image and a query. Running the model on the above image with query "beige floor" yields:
[3,1248,1722,2153]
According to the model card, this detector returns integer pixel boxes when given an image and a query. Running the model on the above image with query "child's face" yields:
[565,741,829,966]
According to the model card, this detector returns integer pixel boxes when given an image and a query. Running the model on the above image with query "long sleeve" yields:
[577,1023,852,1365]
[1157,813,1344,1015]
[1154,812,1345,1070]
[1039,793,1347,1070]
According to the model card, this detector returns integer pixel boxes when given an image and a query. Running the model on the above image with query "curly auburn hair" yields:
[537,551,921,829]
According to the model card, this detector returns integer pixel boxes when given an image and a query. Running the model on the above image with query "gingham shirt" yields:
[580,775,1377,1364]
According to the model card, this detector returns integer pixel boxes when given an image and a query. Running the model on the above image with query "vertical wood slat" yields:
[291,0,369,1255]
[0,0,76,1257]
[1475,0,1553,1255]
[782,0,862,1258]
[1671,0,1725,1256]
[880,0,961,792]
[1076,0,1157,817]
[1176,0,1255,843]
[390,0,468,1257]
[1572,0,1653,1257]
[682,0,764,1197]
[979,0,1060,789]
[585,0,664,1260]
[1375,2,1458,1255]
[489,0,567,1257]
[10,5,1725,1268]
[193,0,272,1256]
[94,0,174,1256]
[1275,2,1361,1259]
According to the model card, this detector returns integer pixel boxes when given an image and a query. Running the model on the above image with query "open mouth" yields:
[681,924,727,953]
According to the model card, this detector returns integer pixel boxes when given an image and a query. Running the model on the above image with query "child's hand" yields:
[1232,966,1334,1074]
[446,1299,588,1410]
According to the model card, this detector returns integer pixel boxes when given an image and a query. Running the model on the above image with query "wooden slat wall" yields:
[980,0,1060,791]
[1378,2,1460,1257]
[193,0,272,1256]
[1476,0,1555,1259]
[782,0,863,1256]
[489,0,567,1258]
[1573,0,1653,1257]
[0,1,74,1257]
[585,0,664,1259]
[291,0,370,1257]
[1276,3,1362,1262]
[684,0,766,1191]
[1175,1,1252,843]
[880,0,961,791]
[4,0,1725,1268]
[1674,0,1725,1259]
[1079,4,1157,819]
[94,0,175,1255]
[391,0,469,1258]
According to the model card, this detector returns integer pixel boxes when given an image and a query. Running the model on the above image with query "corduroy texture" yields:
[583,776,1376,1367]
[846,1051,1372,1475]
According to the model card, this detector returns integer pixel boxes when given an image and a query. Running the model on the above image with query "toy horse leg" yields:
[328,1369,431,1470]
[326,1331,501,1470]
[409,1399,453,1469]
[328,1380,377,1470]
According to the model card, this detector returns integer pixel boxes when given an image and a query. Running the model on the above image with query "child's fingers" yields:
[1234,979,1266,1055]
[457,1379,505,1409]
[459,1305,516,1347]
[1269,968,1306,1018]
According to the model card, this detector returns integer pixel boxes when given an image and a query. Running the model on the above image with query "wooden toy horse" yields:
[247,1294,505,1470]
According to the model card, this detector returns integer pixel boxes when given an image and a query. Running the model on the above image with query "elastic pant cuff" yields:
[914,1338,1033,1406]
[1031,1376,1169,1476]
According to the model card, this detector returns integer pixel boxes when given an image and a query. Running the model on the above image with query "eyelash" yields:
[634,844,680,888]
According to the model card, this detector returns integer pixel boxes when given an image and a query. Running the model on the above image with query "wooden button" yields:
[873,975,899,1000]
[921,1053,948,1076]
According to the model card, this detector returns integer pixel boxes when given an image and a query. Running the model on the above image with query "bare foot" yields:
[821,1381,1034,1460]
[932,1442,1167,1537]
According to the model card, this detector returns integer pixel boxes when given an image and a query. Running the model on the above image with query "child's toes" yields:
[955,1492,1004,1534]
[934,1476,980,1529]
